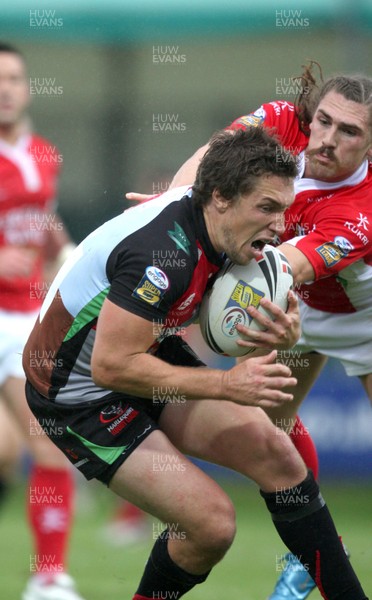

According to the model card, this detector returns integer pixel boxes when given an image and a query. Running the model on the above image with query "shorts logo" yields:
[132,266,169,306]
[65,448,79,460]
[315,242,344,267]
[100,403,140,436]
[225,280,264,314]
[99,403,125,424]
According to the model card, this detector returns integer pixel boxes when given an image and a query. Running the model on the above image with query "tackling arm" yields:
[277,242,315,284]
[169,143,210,189]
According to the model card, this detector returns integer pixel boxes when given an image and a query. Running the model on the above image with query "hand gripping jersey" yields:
[0,134,60,312]
[23,186,224,405]
[229,101,372,313]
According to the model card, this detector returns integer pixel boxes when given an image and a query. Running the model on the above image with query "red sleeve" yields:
[228,101,308,155]
[291,201,372,279]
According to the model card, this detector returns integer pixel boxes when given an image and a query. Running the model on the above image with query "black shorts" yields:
[26,335,205,485]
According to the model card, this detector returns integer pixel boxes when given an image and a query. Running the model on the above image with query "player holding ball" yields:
[142,63,372,600]
[24,126,368,599]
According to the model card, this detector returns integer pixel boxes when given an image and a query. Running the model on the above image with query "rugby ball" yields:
[199,245,293,357]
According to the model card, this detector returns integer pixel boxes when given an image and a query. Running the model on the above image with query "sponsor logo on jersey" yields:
[167,221,191,255]
[132,267,169,306]
[343,220,369,245]
[145,266,169,290]
[356,212,369,231]
[221,308,247,337]
[333,236,354,257]
[236,107,266,128]
[225,280,264,315]
[270,100,294,116]
[315,242,344,267]
[306,193,334,203]
[176,292,196,312]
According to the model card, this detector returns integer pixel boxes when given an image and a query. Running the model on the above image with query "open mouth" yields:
[252,240,269,252]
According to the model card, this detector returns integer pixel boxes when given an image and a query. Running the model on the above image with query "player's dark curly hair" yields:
[192,127,298,208]
[292,60,324,134]
[292,60,372,134]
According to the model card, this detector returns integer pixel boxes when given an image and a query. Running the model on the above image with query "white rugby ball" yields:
[199,245,293,357]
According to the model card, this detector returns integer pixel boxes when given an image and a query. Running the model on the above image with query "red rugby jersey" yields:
[0,134,60,312]
[229,101,372,313]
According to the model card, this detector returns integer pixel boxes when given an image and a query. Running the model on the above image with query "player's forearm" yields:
[92,351,225,402]
[92,348,296,409]
[277,242,315,284]
[169,144,210,189]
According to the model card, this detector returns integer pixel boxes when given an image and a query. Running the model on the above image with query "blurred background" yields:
[1,1,371,598]
[6,0,372,478]
[3,0,371,480]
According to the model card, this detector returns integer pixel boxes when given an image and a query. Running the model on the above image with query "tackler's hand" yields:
[125,192,154,203]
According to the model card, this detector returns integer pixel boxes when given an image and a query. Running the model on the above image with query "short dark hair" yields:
[192,127,298,207]
[0,42,25,60]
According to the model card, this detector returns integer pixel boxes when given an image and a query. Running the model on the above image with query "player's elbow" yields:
[292,266,315,286]
[91,350,142,393]
[91,361,114,390]
[91,354,123,390]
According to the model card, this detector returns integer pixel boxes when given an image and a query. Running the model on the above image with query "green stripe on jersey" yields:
[64,287,110,342]
[66,426,128,465]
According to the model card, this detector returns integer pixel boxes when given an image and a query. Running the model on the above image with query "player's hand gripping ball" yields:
[199,245,293,357]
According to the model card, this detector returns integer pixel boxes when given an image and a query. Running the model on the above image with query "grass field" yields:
[1,477,371,599]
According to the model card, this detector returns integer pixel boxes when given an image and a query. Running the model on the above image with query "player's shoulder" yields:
[28,133,61,172]
[107,185,196,261]
[334,166,372,215]
[229,101,308,154]
[29,133,57,149]
[264,100,297,116]
[229,101,297,128]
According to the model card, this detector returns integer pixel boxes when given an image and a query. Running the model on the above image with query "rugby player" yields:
[0,42,83,600]
[24,127,368,600]
[135,64,372,600]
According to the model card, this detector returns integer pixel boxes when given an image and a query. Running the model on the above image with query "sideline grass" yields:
[1,478,371,599]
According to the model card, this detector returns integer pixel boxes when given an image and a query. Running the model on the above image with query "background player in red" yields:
[0,42,85,600]
[127,64,372,600]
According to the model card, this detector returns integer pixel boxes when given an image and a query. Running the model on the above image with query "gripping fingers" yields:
[263,363,294,378]
[256,378,297,408]
[256,390,294,409]
[266,375,297,390]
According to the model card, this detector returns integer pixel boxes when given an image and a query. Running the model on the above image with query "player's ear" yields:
[211,189,230,213]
